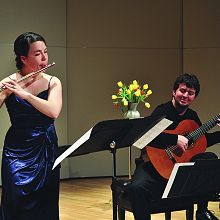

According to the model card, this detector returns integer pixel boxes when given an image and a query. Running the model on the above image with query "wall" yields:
[0,0,220,181]
[66,0,220,178]
[66,0,182,177]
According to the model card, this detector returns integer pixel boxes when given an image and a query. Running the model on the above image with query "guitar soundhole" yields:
[187,138,194,149]
[173,147,183,157]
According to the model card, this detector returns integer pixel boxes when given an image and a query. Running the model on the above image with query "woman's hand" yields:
[2,80,28,100]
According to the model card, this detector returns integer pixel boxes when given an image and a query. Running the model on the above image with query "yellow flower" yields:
[134,89,141,97]
[133,80,140,90]
[147,90,152,95]
[117,81,123,87]
[133,80,138,85]
[112,79,153,113]
[143,84,148,90]
[112,95,117,100]
[129,84,135,91]
[123,100,128,106]
[145,102,151,108]
[133,84,139,90]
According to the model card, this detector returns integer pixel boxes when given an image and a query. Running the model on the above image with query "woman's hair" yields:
[14,32,46,70]
[173,73,200,97]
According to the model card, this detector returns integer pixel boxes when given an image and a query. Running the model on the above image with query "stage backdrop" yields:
[0,0,219,184]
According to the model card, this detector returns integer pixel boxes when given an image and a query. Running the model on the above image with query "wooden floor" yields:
[59,177,220,220]
[0,177,219,219]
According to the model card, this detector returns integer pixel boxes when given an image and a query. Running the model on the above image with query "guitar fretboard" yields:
[187,115,220,142]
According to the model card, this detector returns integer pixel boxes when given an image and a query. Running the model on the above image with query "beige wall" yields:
[0,0,220,179]
[183,0,220,119]
[66,0,220,177]
[66,0,181,177]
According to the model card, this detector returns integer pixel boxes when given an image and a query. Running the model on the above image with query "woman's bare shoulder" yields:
[43,74,62,89]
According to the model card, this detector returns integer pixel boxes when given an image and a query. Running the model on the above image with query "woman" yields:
[0,32,62,220]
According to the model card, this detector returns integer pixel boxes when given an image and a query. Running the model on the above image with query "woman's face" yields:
[21,41,48,71]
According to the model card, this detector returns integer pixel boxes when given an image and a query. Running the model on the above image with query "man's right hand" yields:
[177,135,189,151]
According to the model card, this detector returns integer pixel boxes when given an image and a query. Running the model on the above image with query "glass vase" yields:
[124,102,140,119]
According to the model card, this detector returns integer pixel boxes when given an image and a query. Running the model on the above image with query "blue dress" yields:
[1,88,60,220]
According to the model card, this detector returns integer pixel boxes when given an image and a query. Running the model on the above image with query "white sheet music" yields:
[52,128,93,170]
[132,118,173,149]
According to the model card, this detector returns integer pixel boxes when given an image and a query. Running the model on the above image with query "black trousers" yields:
[127,152,218,220]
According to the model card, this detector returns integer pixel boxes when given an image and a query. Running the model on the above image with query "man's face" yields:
[173,83,196,108]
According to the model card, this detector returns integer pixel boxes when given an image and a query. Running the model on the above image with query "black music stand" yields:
[58,114,165,161]
[163,159,220,199]
[56,115,167,220]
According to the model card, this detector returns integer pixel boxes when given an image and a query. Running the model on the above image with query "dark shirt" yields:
[148,101,220,148]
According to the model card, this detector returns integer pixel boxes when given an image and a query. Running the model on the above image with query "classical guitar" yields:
[146,114,220,179]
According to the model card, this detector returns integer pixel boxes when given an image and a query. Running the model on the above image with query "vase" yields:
[124,102,140,119]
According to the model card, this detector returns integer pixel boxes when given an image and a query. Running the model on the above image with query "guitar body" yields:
[146,119,207,179]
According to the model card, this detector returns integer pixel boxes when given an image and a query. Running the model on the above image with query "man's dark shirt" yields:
[148,101,220,149]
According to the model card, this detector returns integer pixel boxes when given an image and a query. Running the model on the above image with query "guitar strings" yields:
[166,115,219,153]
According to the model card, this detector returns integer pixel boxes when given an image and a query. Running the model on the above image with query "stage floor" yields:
[59,177,220,220]
[0,177,219,219]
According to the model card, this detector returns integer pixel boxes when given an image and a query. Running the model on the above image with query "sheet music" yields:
[52,127,93,170]
[162,162,194,198]
[133,118,173,149]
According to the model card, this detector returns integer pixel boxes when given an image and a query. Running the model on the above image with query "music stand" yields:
[55,114,171,171]
[54,115,172,220]
[162,159,220,199]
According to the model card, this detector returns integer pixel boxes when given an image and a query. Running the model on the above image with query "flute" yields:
[0,62,55,92]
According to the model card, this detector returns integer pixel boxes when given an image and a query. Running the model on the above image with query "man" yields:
[128,73,220,220]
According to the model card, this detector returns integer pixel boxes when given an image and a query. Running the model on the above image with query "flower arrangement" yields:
[112,80,152,112]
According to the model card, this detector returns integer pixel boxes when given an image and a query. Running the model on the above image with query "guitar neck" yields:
[187,115,220,141]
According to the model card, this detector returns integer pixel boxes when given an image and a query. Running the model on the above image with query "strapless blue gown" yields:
[1,90,60,220]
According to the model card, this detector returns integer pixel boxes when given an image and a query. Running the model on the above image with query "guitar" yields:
[146,114,220,179]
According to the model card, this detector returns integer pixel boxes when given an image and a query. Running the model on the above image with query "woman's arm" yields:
[0,77,13,108]
[3,76,62,118]
[25,77,62,118]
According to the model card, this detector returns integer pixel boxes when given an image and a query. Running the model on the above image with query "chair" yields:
[111,177,198,220]
[110,145,219,220]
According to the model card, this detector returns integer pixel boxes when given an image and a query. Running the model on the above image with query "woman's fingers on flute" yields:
[2,81,18,91]
[0,77,16,92]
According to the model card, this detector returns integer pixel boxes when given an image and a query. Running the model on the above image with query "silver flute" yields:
[0,62,55,92]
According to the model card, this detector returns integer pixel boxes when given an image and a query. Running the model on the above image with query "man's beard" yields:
[173,98,189,113]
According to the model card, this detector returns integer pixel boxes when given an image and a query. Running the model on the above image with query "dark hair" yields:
[173,73,200,97]
[14,32,46,70]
